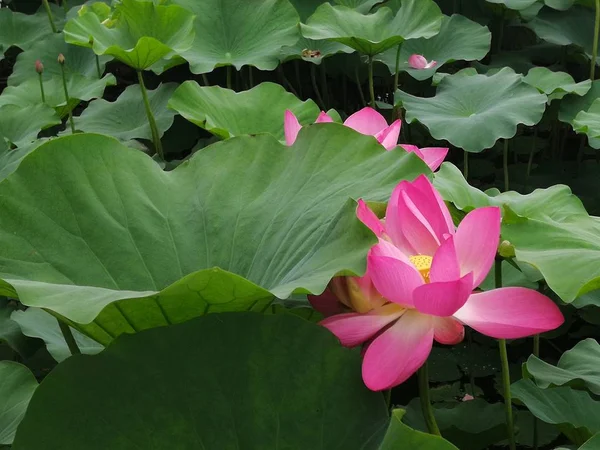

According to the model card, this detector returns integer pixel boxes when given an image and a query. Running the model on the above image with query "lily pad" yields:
[523,67,591,101]
[300,0,443,56]
[12,313,389,449]
[397,68,548,152]
[434,162,600,302]
[64,0,195,70]
[0,361,38,445]
[376,14,491,81]
[0,104,61,147]
[0,7,55,57]
[0,130,428,343]
[169,81,321,140]
[167,0,300,74]
[73,83,177,141]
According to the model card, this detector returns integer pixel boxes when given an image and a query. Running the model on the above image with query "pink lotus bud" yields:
[35,59,44,74]
[57,53,65,65]
[462,394,475,402]
[408,54,437,70]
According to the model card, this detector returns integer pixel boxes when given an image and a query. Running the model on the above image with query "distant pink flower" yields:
[320,176,564,391]
[284,107,448,171]
[462,394,475,401]
[408,54,438,70]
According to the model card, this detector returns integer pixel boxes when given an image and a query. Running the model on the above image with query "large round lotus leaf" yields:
[434,162,600,302]
[485,0,538,10]
[376,14,491,81]
[512,379,600,445]
[380,409,459,450]
[280,37,354,65]
[397,68,548,152]
[64,0,195,70]
[300,0,443,56]
[0,73,116,118]
[0,362,38,445]
[523,67,591,101]
[0,8,55,56]
[12,313,389,450]
[169,81,321,140]
[0,299,38,358]
[559,80,600,125]
[73,83,177,141]
[0,104,61,148]
[8,33,112,86]
[526,338,600,395]
[164,0,299,74]
[0,130,428,343]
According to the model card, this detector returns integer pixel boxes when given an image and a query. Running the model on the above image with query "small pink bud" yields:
[462,394,475,401]
[57,53,65,65]
[408,54,438,70]
[35,59,44,74]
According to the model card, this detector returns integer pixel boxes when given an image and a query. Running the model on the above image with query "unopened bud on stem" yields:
[57,53,65,65]
[35,59,44,74]
[498,240,516,259]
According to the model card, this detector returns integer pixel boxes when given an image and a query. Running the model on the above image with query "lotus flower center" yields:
[409,255,433,283]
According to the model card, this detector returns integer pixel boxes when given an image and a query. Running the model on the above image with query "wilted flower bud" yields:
[35,59,44,74]
[57,53,65,65]
[498,240,516,258]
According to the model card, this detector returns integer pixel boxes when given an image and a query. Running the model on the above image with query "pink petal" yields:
[454,207,501,288]
[408,54,429,70]
[453,288,565,339]
[362,310,434,391]
[284,110,302,146]
[429,236,460,283]
[395,190,441,255]
[375,119,402,150]
[320,303,405,347]
[343,107,388,136]
[308,289,344,317]
[433,316,465,344]
[413,272,474,317]
[357,199,385,238]
[315,111,334,123]
[385,184,417,256]
[419,147,448,171]
[368,245,424,308]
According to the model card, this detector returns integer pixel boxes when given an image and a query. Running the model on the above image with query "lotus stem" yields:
[310,64,325,110]
[418,362,441,436]
[383,389,391,412]
[320,61,329,109]
[58,54,76,134]
[355,67,366,106]
[38,73,46,103]
[393,43,402,94]
[57,319,81,355]
[226,65,232,90]
[248,66,254,88]
[591,0,600,79]
[95,55,102,78]
[532,333,540,450]
[368,55,375,108]
[137,70,164,160]
[42,0,58,33]
[63,0,68,13]
[503,139,509,191]
[294,60,303,97]
[201,73,210,86]
[526,128,537,188]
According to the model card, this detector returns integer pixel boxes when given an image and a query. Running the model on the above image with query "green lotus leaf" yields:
[485,0,539,10]
[379,409,459,449]
[397,68,547,152]
[0,7,55,57]
[571,99,600,147]
[64,0,195,70]
[0,140,46,183]
[526,338,600,395]
[280,36,354,65]
[580,433,600,450]
[376,14,491,81]
[289,0,380,21]
[0,362,38,445]
[12,313,389,449]
[169,81,321,140]
[434,162,600,302]
[164,0,300,74]
[512,379,600,445]
[524,67,592,101]
[0,73,116,118]
[559,80,600,136]
[0,130,428,343]
[300,0,443,56]
[73,82,177,141]
[0,299,38,358]
[544,0,575,10]
[0,104,61,147]
[8,33,112,86]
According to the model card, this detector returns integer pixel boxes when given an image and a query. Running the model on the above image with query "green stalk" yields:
[368,55,375,108]
[393,43,402,94]
[503,139,509,191]
[320,61,329,109]
[294,60,303,98]
[201,73,210,86]
[57,319,81,355]
[591,0,600,80]
[137,70,164,160]
[248,66,254,88]
[532,333,540,450]
[496,260,516,450]
[42,0,58,33]
[62,0,68,13]
[418,362,441,436]
[526,128,537,188]
[383,389,392,412]
[95,54,102,78]
[355,67,366,106]
[226,66,232,90]
[310,64,325,110]
[38,73,46,104]
[59,58,76,134]
[463,151,469,180]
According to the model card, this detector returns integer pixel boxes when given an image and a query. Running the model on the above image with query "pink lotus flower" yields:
[319,175,564,391]
[284,107,448,171]
[408,54,438,70]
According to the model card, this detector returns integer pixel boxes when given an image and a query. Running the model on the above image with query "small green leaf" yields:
[0,104,60,147]
[0,299,39,357]
[379,409,459,449]
[523,67,591,100]
[0,361,38,445]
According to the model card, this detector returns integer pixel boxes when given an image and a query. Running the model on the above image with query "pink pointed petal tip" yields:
[433,316,465,345]
[413,272,473,317]
[343,107,388,136]
[375,119,402,150]
[454,207,501,288]
[320,304,404,348]
[315,111,334,123]
[357,199,385,237]
[308,289,344,318]
[362,310,434,391]
[408,54,437,70]
[284,110,302,146]
[419,147,449,171]
[453,287,565,339]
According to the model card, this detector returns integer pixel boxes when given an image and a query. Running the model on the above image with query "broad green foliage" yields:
[376,14,491,81]
[300,0,443,56]
[0,104,60,147]
[526,338,600,394]
[397,68,548,152]
[559,80,600,147]
[64,0,195,70]
[434,162,600,302]
[73,83,177,141]
[523,67,592,101]
[169,82,321,140]
[0,361,38,445]
[0,299,37,358]
[0,130,428,342]
[12,313,389,449]
[0,140,46,183]
[485,0,538,10]
[0,8,54,57]
[379,409,459,449]
[280,37,354,64]
[165,0,300,74]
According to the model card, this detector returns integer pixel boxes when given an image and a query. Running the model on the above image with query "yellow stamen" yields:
[409,255,433,283]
